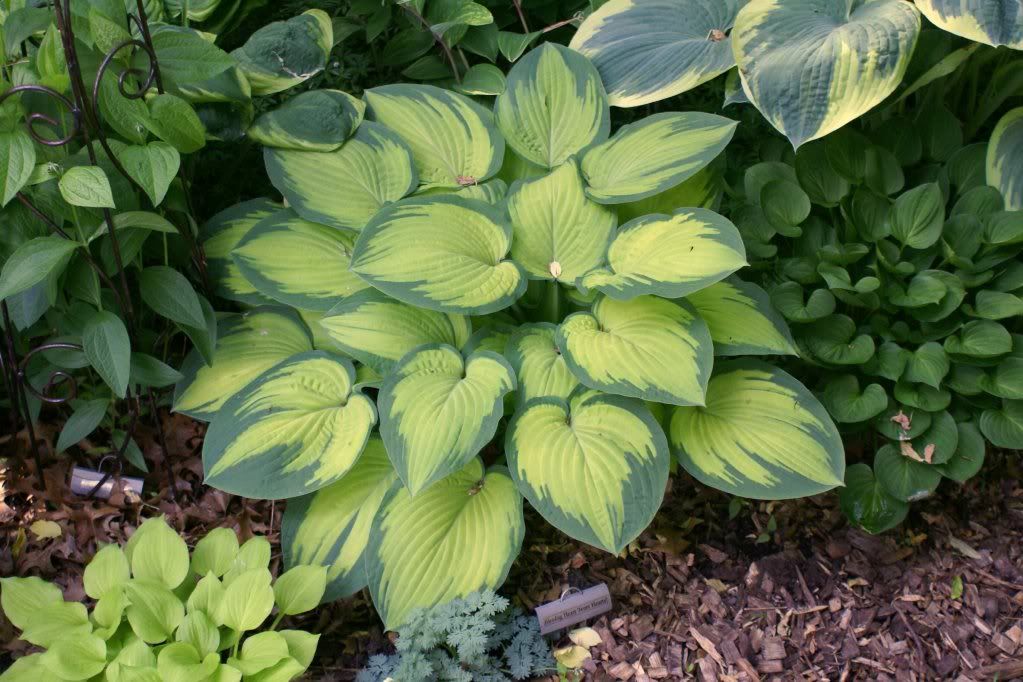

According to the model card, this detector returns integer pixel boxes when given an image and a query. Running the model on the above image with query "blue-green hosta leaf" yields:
[581,112,737,203]
[570,0,742,107]
[282,437,396,602]
[248,90,366,151]
[732,0,921,148]
[839,463,908,534]
[351,196,525,315]
[203,351,376,499]
[365,84,503,189]
[232,209,368,312]
[670,360,845,499]
[686,277,797,356]
[507,389,669,554]
[379,345,515,495]
[201,198,280,305]
[232,10,332,95]
[579,208,746,300]
[980,400,1023,448]
[557,295,713,406]
[507,161,616,282]
[987,108,1023,211]
[173,308,313,421]
[494,43,609,168]
[365,459,523,630]
[319,289,471,376]
[264,122,417,233]
[821,374,889,423]
[505,323,580,406]
[916,0,1023,48]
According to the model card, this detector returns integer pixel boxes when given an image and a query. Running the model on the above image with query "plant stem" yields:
[270,612,285,631]
[399,4,461,83]
[511,0,530,33]
[541,280,561,324]
[182,0,190,27]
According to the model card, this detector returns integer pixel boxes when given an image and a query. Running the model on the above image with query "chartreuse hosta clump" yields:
[174,42,845,629]
[0,518,323,682]
[728,114,1023,535]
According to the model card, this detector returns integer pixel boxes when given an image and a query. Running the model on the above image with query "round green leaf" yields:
[201,198,281,305]
[804,315,876,365]
[937,422,986,482]
[505,323,580,406]
[190,528,239,578]
[273,565,327,616]
[685,277,797,356]
[891,183,945,249]
[839,463,908,534]
[232,10,332,95]
[125,580,185,644]
[670,360,845,499]
[821,374,889,423]
[980,400,1023,448]
[916,0,1023,48]
[987,107,1023,211]
[83,544,129,599]
[248,89,365,151]
[770,282,836,322]
[874,444,941,502]
[40,634,106,680]
[130,517,190,589]
[945,320,1012,358]
[216,569,274,632]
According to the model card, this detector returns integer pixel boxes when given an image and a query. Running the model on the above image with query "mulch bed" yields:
[2,414,1022,681]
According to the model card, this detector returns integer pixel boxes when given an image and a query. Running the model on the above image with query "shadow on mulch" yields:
[2,415,1022,681]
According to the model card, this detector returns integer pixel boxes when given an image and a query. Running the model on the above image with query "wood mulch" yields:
[2,414,1022,681]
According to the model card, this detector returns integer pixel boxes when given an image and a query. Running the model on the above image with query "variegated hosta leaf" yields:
[557,295,713,406]
[365,459,524,629]
[494,43,609,168]
[506,389,669,554]
[580,208,746,300]
[174,308,313,421]
[248,90,366,151]
[732,0,921,148]
[319,289,471,376]
[365,84,504,188]
[264,122,417,232]
[379,345,515,495]
[670,360,845,499]
[281,436,396,602]
[203,351,377,499]
[570,0,742,107]
[988,107,1023,211]
[232,209,368,312]
[416,179,508,205]
[201,198,280,305]
[916,0,1023,49]
[685,277,798,356]
[505,323,580,406]
[581,112,737,203]
[232,9,333,95]
[507,161,616,282]
[616,164,723,223]
[351,196,526,315]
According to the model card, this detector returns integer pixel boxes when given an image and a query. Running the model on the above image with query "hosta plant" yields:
[0,517,323,682]
[174,42,845,629]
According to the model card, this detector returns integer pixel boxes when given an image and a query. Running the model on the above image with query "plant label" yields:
[535,583,612,634]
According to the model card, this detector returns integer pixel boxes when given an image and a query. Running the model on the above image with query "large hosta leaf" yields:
[379,345,515,495]
[319,289,471,376]
[580,208,746,300]
[581,112,736,203]
[733,0,921,148]
[232,9,332,95]
[916,0,1023,49]
[505,323,580,406]
[670,360,845,499]
[507,161,616,282]
[507,389,669,554]
[351,196,525,315]
[557,295,713,406]
[494,43,609,168]
[365,459,523,629]
[248,90,366,152]
[174,308,313,420]
[988,107,1023,211]
[686,277,797,356]
[232,209,368,311]
[203,351,377,499]
[281,436,396,602]
[365,84,503,188]
[570,0,742,107]
[201,198,280,305]
[264,122,417,232]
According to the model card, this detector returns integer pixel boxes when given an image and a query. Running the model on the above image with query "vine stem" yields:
[511,0,530,33]
[399,4,462,83]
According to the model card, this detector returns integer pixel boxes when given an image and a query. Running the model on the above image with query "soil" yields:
[2,412,1022,681]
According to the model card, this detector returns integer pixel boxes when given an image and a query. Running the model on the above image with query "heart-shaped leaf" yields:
[201,198,281,305]
[980,400,1023,448]
[505,323,580,406]
[248,89,365,151]
[839,463,908,534]
[873,444,941,502]
[821,374,889,423]
[685,277,797,356]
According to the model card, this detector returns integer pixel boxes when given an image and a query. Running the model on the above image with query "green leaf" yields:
[770,282,836,322]
[264,122,416,232]
[83,310,131,398]
[945,320,1012,358]
[365,84,504,188]
[139,265,205,329]
[937,422,986,482]
[732,0,920,148]
[987,107,1023,211]
[581,112,736,204]
[156,642,218,682]
[116,142,180,206]
[670,360,845,499]
[232,10,332,95]
[150,25,235,91]
[190,528,239,578]
[175,611,220,658]
[130,517,190,589]
[980,400,1023,449]
[129,353,183,388]
[498,30,539,62]
[0,130,36,206]
[59,165,116,208]
[794,141,850,207]
[821,375,888,424]
[761,180,810,233]
[455,64,506,96]
[891,183,945,249]
[0,236,77,302]
[379,345,515,495]
[217,568,274,632]
[804,315,875,365]
[125,580,185,644]
[146,94,206,154]
[507,389,669,554]
[506,323,580,406]
[494,43,609,168]
[55,398,109,452]
[249,90,365,151]
[686,277,797,356]
[203,351,376,499]
[570,0,741,107]
[228,631,289,676]
[186,573,224,616]
[39,634,107,681]
[0,654,47,681]
[581,208,746,300]
[83,543,129,599]
[839,463,908,534]
[916,0,1023,48]
[874,444,941,502]
[19,601,91,648]
[273,565,327,616]
[282,436,396,602]
[0,576,64,631]
[904,342,950,389]
[365,459,523,630]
